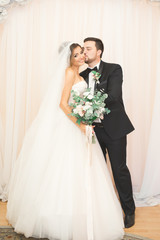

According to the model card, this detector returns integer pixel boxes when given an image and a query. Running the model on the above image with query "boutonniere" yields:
[91,71,101,84]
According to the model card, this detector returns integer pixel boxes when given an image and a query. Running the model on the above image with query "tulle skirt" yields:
[7,109,124,240]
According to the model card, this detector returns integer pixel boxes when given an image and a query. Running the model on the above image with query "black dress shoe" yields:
[124,213,135,228]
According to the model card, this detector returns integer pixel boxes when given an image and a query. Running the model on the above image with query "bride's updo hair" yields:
[70,43,81,53]
[70,43,82,59]
[58,42,81,56]
[58,42,82,67]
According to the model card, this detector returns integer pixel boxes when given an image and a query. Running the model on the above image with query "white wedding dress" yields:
[7,80,124,240]
[7,42,124,240]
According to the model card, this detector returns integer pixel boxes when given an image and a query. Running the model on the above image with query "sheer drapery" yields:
[134,26,160,206]
[0,0,160,205]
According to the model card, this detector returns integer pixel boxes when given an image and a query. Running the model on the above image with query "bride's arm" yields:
[59,68,86,134]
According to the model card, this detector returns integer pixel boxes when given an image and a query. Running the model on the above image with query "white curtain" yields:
[135,25,160,206]
[0,0,160,205]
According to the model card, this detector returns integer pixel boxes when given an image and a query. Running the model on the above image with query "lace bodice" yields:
[69,80,87,104]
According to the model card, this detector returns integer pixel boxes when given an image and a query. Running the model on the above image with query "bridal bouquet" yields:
[69,88,110,142]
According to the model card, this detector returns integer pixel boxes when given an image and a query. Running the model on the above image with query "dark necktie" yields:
[86,66,98,75]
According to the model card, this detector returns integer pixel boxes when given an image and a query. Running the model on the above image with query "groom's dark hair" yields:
[84,37,104,58]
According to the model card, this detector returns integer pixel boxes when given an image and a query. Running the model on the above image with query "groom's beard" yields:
[85,58,92,64]
[85,56,97,65]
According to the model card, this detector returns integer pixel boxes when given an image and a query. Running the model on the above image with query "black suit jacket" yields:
[80,60,134,140]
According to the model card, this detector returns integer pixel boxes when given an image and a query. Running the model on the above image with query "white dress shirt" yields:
[88,61,101,122]
[88,61,101,95]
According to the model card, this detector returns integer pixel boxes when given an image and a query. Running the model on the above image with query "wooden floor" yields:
[0,201,160,240]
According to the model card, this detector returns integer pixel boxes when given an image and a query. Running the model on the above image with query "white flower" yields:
[92,71,101,84]
[73,104,84,117]
[83,105,91,111]
[0,7,7,22]
[99,107,105,113]
[86,108,93,115]
[76,105,83,110]
[73,105,81,113]
[85,102,92,106]
[0,0,10,6]
[96,80,100,84]
[83,101,92,111]
[94,110,101,116]
[73,90,80,96]
[79,111,84,117]
[100,114,104,120]
[83,91,90,97]
[73,108,78,114]
[0,0,32,23]
[87,94,93,100]
[15,0,31,5]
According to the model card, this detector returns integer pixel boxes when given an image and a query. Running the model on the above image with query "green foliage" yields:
[69,88,110,125]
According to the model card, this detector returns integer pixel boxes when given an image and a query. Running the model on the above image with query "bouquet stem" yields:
[92,132,96,144]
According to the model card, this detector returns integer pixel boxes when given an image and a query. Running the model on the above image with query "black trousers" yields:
[94,126,135,215]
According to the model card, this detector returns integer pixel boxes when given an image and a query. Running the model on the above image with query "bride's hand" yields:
[79,123,86,134]
[79,124,95,135]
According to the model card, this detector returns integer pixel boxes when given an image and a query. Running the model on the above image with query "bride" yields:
[7,42,124,240]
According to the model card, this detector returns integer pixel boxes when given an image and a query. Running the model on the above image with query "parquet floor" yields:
[0,201,160,240]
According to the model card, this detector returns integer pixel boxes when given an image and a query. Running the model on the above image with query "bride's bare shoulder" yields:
[65,67,75,76]
[65,67,75,83]
[64,67,75,86]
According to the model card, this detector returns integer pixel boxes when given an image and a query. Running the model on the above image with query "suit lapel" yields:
[80,61,106,88]
[81,69,89,85]
[97,60,104,83]
[94,61,105,91]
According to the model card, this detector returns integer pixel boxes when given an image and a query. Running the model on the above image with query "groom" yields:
[80,37,135,228]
